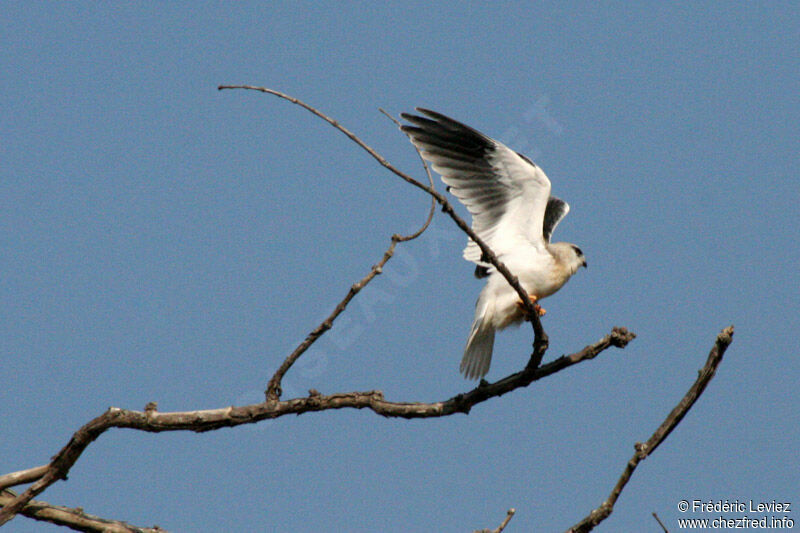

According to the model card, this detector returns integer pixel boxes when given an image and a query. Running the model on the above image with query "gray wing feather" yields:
[543,196,570,243]
[401,110,511,236]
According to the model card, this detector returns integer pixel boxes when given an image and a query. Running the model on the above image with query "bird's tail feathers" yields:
[460,298,495,380]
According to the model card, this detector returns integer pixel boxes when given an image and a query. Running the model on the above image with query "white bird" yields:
[401,108,587,379]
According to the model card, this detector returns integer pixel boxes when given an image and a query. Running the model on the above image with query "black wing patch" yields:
[515,151,536,166]
[399,109,493,161]
[473,251,492,278]
[400,109,515,256]
[543,196,569,243]
[474,264,490,279]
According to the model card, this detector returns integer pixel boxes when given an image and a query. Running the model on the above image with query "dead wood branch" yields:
[565,326,734,532]
[0,328,633,526]
[218,85,549,365]
[474,508,516,533]
[264,105,437,400]
[0,489,162,533]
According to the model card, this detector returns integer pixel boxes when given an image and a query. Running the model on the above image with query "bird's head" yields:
[550,242,587,274]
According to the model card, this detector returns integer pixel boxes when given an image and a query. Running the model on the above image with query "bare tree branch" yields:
[218,85,549,361]
[0,465,49,492]
[653,511,670,532]
[475,508,516,533]
[496,509,516,533]
[1,87,673,531]
[0,328,633,526]
[264,107,437,400]
[377,106,438,241]
[565,326,735,533]
[265,235,399,400]
[0,490,163,533]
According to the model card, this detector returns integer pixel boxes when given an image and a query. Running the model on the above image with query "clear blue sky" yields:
[2,3,798,532]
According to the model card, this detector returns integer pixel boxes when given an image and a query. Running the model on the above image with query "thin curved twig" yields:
[218,85,548,362]
[0,328,634,526]
[652,512,670,532]
[263,107,437,400]
[565,326,734,533]
[266,237,398,399]
[378,107,437,242]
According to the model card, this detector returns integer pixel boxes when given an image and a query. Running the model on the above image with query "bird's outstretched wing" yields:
[401,108,552,268]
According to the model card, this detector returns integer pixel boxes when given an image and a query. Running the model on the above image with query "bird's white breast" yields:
[485,250,572,331]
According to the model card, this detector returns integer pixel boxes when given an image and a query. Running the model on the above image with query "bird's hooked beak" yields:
[582,258,588,269]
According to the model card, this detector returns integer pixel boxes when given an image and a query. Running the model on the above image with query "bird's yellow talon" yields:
[516,295,546,317]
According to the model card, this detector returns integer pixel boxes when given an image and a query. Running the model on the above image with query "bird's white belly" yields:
[485,253,569,330]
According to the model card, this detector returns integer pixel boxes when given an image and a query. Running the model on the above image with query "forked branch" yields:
[0,328,634,526]
[566,326,734,532]
[1,87,726,533]
[218,85,549,364]
[264,106,437,400]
